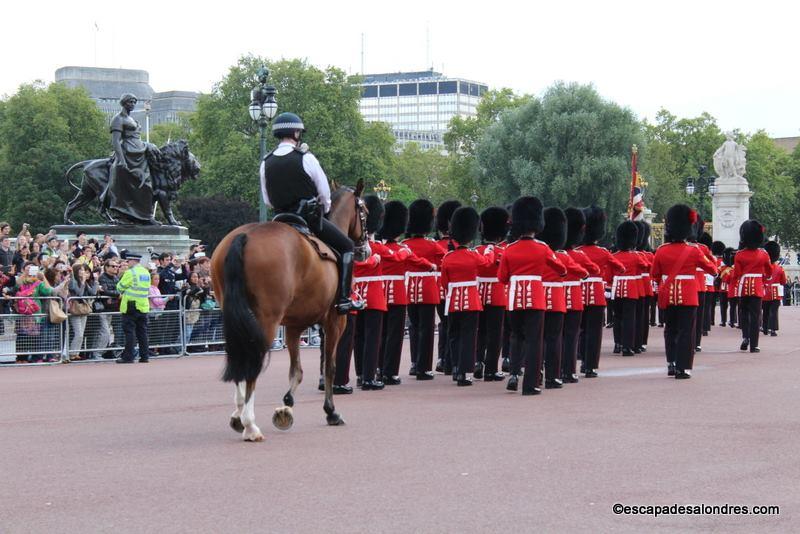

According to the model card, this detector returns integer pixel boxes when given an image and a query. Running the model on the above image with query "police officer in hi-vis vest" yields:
[116,251,151,363]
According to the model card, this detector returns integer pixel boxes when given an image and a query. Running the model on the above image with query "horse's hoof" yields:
[326,413,345,426]
[229,416,245,433]
[243,426,264,442]
[272,407,294,431]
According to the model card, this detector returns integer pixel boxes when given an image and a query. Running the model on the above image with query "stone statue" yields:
[713,132,747,182]
[63,95,200,226]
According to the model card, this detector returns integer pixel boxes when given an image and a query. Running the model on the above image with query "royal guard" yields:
[563,208,600,383]
[539,207,588,388]
[611,221,647,356]
[699,232,717,336]
[575,206,625,377]
[651,204,718,378]
[500,203,517,374]
[353,195,411,391]
[441,207,495,386]
[734,220,772,353]
[377,201,434,385]
[498,197,566,395]
[434,200,462,373]
[689,219,714,352]
[475,206,509,381]
[635,221,656,350]
[711,240,727,326]
[762,241,786,337]
[404,199,447,379]
[722,247,740,328]
[718,247,734,326]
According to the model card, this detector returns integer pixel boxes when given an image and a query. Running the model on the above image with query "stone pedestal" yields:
[50,224,199,258]
[712,179,752,248]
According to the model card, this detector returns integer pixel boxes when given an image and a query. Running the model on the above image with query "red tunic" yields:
[353,240,408,312]
[381,241,433,306]
[440,247,494,315]
[764,263,787,301]
[651,242,718,308]
[611,250,648,300]
[732,248,773,298]
[640,251,655,297]
[403,237,447,305]
[554,250,589,312]
[435,238,453,299]
[576,244,625,306]
[476,243,507,308]
[721,264,737,299]
[566,248,600,311]
[693,243,715,293]
[498,238,566,311]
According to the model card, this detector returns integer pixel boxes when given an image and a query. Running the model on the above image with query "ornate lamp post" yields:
[249,66,278,222]
[686,164,717,221]
[373,180,391,202]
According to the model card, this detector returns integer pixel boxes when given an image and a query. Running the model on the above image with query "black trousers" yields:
[436,303,449,366]
[612,298,637,350]
[509,309,545,391]
[694,291,706,346]
[355,309,383,382]
[663,305,696,370]
[448,311,479,377]
[333,315,355,386]
[561,311,582,378]
[740,296,762,347]
[762,300,779,332]
[407,304,436,373]
[719,293,729,325]
[703,292,714,332]
[729,297,739,326]
[121,307,148,361]
[501,310,512,359]
[477,305,505,374]
[379,304,406,378]
[649,296,657,326]
[543,311,564,382]
[580,305,605,371]
[640,296,651,346]
[316,217,354,256]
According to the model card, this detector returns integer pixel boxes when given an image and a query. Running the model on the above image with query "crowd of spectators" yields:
[0,221,218,363]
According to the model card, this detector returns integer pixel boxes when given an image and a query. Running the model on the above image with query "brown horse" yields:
[211,180,369,441]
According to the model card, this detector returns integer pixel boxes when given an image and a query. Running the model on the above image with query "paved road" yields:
[2,309,799,533]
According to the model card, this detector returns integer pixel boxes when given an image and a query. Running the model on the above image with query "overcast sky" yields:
[2,0,797,137]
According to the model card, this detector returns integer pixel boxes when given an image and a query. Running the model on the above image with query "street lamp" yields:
[373,180,391,202]
[249,65,278,222]
[143,100,151,144]
[686,164,717,220]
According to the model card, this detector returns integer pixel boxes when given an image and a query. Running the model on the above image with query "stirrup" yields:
[336,298,366,314]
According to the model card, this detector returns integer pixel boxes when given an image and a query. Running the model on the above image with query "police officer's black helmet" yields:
[272,112,306,139]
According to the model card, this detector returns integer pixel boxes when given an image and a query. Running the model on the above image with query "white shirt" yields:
[259,142,332,214]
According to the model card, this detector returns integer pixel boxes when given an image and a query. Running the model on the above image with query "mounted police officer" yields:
[259,112,364,314]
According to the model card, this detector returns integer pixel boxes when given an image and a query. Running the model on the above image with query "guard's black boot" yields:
[501,357,510,373]
[613,343,621,354]
[506,374,519,391]
[740,339,749,351]
[668,362,676,376]
[473,362,484,379]
[335,252,366,314]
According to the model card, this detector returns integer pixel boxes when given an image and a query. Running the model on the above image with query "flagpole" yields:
[628,145,638,220]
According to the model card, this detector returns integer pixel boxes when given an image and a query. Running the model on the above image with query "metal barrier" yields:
[0,296,65,364]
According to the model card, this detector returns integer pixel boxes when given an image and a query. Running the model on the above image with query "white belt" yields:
[542,282,563,287]
[662,275,695,281]
[353,276,384,283]
[563,281,582,287]
[477,277,499,284]
[405,271,440,285]
[738,273,761,295]
[444,281,478,316]
[584,277,603,284]
[507,275,542,310]
[611,275,638,300]
[775,284,785,297]
[382,275,404,281]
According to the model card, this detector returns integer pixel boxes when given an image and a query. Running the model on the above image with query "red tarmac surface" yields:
[2,309,800,533]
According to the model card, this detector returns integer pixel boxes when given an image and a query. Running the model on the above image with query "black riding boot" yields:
[336,252,366,314]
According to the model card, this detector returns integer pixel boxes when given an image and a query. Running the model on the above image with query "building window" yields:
[419,82,437,95]
[379,84,398,97]
[399,83,417,96]
[362,86,378,98]
[438,81,457,94]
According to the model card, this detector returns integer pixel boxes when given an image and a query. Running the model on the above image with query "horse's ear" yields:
[331,178,339,190]
[355,179,364,197]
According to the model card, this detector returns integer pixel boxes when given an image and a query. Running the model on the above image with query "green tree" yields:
[185,56,395,208]
[177,195,257,254]
[148,114,192,147]
[0,82,107,232]
[474,82,642,224]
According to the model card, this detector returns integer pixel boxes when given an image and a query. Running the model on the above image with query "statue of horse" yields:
[211,181,369,442]
[63,139,201,225]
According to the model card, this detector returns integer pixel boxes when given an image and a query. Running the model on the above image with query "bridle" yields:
[353,195,371,260]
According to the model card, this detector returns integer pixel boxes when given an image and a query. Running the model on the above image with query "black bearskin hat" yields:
[450,207,480,245]
[711,240,726,256]
[699,232,713,249]
[539,207,567,251]
[615,220,639,251]
[436,200,462,235]
[764,240,780,263]
[722,247,736,266]
[480,206,509,243]
[407,199,435,235]
[510,196,544,237]
[740,220,765,250]
[582,206,607,245]
[564,208,586,250]
[363,194,384,235]
[378,200,408,241]
[689,214,705,243]
[665,204,697,243]
[634,221,651,251]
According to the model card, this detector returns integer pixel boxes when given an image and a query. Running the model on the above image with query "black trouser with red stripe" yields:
[448,311,479,377]
[612,298,637,351]
[379,304,406,378]
[355,309,384,382]
[639,296,651,346]
[739,296,762,348]
[436,302,449,367]
[580,305,605,371]
[694,291,706,346]
[719,293,729,325]
[729,297,739,326]
[509,309,545,391]
[543,311,564,382]
[561,310,582,379]
[477,305,505,374]
[703,292,714,332]
[762,300,779,332]
[407,303,436,373]
[663,305,696,370]
[319,315,355,386]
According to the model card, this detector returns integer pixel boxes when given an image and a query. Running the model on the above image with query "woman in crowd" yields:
[12,244,31,273]
[147,271,167,354]
[181,271,205,346]
[67,263,97,360]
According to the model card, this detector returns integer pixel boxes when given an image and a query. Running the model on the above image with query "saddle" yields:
[273,200,337,263]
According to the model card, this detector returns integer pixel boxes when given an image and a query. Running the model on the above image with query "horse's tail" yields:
[221,233,269,383]
[65,161,89,191]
